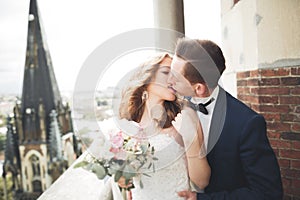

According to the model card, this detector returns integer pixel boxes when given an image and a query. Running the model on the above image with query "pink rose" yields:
[109,147,121,154]
[110,130,124,149]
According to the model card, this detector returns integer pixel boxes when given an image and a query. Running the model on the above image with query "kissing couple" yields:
[113,38,282,200]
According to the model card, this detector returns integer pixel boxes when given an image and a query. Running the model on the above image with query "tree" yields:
[0,173,13,200]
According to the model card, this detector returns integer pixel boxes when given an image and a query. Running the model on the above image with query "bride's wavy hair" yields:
[119,53,181,128]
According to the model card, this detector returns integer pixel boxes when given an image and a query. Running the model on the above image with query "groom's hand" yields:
[177,190,197,200]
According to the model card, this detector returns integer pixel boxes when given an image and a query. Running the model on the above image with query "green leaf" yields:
[114,170,122,182]
[140,144,148,154]
[142,173,151,177]
[123,171,136,180]
[153,163,155,173]
[151,146,155,155]
[139,180,144,189]
[84,163,94,170]
[125,178,131,186]
[91,164,107,179]
[140,161,145,168]
[73,161,89,168]
[108,165,118,175]
[152,157,158,161]
[123,165,136,180]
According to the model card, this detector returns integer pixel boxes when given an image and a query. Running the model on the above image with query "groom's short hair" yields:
[175,38,226,89]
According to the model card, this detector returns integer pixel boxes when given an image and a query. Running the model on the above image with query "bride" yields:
[115,53,210,199]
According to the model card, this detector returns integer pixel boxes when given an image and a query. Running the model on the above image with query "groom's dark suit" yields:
[197,87,283,200]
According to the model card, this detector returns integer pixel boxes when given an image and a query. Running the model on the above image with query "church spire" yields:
[2,1,80,197]
[21,0,63,143]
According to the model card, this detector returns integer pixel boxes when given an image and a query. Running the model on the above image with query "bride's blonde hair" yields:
[119,53,181,128]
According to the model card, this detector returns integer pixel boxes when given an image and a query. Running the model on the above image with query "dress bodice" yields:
[131,133,190,200]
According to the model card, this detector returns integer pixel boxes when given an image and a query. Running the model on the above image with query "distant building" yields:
[2,0,81,199]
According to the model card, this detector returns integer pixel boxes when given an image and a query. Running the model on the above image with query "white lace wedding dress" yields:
[130,132,190,200]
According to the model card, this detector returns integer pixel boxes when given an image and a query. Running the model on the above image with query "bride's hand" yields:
[172,107,201,148]
[177,190,197,200]
[117,176,133,189]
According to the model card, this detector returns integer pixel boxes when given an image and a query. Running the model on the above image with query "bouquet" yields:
[74,119,158,199]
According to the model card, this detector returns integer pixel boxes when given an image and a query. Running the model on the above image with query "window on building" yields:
[32,180,42,192]
[234,0,240,5]
[30,155,41,176]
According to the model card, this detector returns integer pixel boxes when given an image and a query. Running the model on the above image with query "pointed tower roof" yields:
[21,0,63,142]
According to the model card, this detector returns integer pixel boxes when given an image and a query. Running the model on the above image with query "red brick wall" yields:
[237,66,300,199]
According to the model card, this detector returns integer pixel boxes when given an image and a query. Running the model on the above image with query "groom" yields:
[168,38,283,199]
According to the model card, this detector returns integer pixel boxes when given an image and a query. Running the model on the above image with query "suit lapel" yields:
[207,86,227,154]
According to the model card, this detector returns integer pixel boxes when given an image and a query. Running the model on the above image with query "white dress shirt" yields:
[190,86,219,151]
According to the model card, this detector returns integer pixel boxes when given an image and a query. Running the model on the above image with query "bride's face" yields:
[147,57,176,102]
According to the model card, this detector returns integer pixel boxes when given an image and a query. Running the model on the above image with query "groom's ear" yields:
[194,83,207,97]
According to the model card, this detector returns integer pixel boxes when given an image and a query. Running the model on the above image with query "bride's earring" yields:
[142,91,148,101]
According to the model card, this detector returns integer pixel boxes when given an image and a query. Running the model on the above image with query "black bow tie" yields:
[187,98,215,115]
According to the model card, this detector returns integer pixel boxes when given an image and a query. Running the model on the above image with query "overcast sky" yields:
[0,0,221,95]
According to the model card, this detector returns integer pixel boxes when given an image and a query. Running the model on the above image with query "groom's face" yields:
[168,56,196,97]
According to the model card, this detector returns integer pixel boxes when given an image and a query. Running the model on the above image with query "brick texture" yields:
[237,66,300,199]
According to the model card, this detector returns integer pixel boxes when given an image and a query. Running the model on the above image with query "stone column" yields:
[153,0,185,52]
